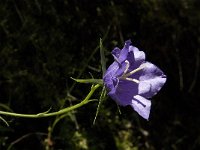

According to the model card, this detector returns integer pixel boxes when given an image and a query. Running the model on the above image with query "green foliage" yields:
[0,0,200,149]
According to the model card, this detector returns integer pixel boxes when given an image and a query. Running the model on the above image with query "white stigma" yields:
[124,60,130,74]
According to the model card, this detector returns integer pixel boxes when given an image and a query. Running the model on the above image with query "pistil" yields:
[124,64,145,77]
[119,61,146,84]
[124,77,139,83]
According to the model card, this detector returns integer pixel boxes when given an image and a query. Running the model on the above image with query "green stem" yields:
[0,84,100,118]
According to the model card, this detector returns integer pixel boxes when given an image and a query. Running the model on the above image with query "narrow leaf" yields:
[0,103,13,112]
[71,77,103,85]
[36,107,52,117]
[93,86,107,125]
[100,38,106,76]
[0,116,9,127]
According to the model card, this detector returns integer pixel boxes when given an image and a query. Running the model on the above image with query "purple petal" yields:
[108,79,138,106]
[118,40,131,63]
[103,74,115,91]
[131,95,151,120]
[112,47,121,58]
[127,46,145,71]
[138,62,166,98]
[114,61,127,77]
[103,61,120,92]
[129,46,145,62]
[104,61,119,78]
[138,82,151,95]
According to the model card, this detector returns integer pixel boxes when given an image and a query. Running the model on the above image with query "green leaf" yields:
[71,77,103,85]
[36,107,52,117]
[0,116,9,127]
[92,37,108,125]
[69,26,110,93]
[93,85,107,125]
[100,38,106,76]
[0,103,13,112]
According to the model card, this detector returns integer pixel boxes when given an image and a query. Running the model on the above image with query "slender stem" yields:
[0,84,100,118]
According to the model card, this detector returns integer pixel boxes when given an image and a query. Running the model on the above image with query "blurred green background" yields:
[0,0,200,149]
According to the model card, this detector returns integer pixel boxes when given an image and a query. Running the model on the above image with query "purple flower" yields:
[103,40,166,120]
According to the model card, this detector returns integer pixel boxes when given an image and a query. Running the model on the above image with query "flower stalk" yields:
[0,84,100,118]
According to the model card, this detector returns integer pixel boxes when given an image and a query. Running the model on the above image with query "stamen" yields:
[124,64,146,77]
[124,60,130,74]
[123,77,139,84]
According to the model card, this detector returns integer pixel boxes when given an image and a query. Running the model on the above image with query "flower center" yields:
[119,60,145,84]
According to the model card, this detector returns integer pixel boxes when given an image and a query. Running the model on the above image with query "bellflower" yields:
[103,40,166,120]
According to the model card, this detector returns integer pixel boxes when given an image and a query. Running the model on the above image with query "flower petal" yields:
[118,40,131,63]
[114,61,127,77]
[103,74,115,91]
[127,46,145,71]
[129,46,145,62]
[139,62,166,98]
[138,81,151,95]
[104,61,119,78]
[112,47,121,58]
[108,79,138,106]
[131,95,151,120]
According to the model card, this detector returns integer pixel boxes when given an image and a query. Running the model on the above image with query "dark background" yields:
[0,0,200,149]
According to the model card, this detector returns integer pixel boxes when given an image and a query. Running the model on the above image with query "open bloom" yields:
[103,40,166,120]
